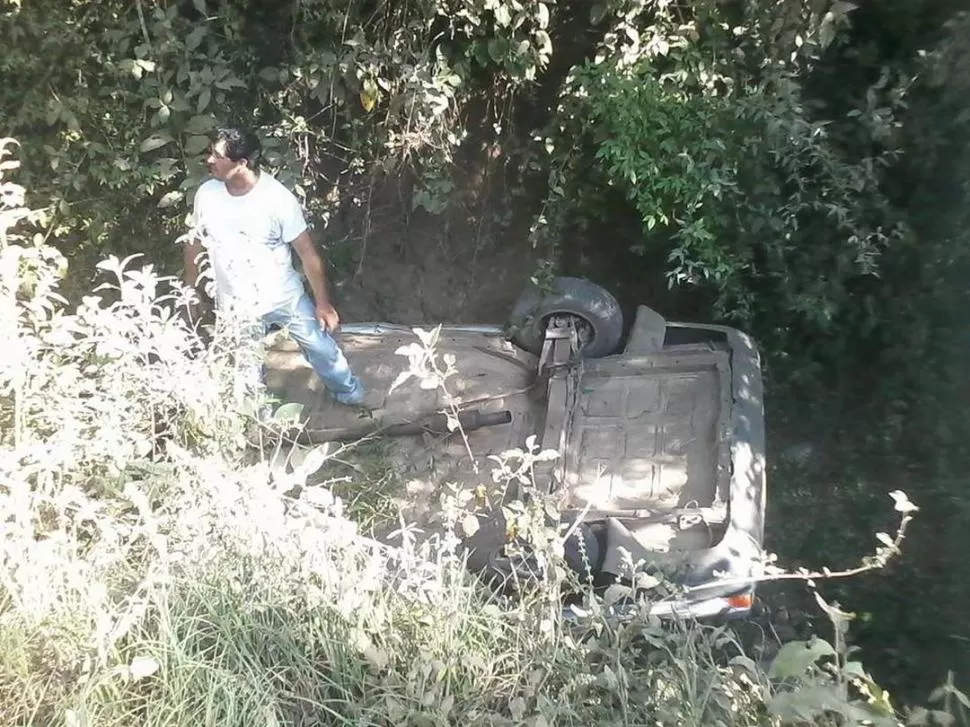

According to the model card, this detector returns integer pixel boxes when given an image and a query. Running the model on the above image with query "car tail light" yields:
[726,592,753,610]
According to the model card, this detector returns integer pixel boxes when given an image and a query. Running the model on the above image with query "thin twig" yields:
[135,0,153,53]
[683,512,916,595]
[355,168,379,280]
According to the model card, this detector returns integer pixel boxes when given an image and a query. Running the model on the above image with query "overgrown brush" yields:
[2,137,966,726]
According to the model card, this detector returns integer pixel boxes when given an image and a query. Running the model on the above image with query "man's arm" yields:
[291,230,340,332]
[181,237,210,325]
[182,186,211,323]
[183,238,204,289]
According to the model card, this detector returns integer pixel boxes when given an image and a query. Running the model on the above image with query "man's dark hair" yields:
[210,126,262,170]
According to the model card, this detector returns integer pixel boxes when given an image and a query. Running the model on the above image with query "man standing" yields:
[182,125,365,407]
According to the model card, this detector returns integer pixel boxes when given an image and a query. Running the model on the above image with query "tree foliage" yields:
[0,0,929,342]
[531,0,908,342]
[0,0,558,273]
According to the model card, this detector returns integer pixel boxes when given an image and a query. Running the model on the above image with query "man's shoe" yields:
[333,382,383,411]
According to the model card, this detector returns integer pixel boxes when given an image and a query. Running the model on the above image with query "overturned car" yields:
[264,277,767,620]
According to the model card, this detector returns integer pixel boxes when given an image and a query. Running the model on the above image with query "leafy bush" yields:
[532,0,906,345]
[0,0,558,279]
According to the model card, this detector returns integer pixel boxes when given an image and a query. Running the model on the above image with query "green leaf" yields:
[819,13,837,49]
[220,76,247,89]
[603,584,632,607]
[769,638,836,679]
[184,135,209,155]
[186,26,207,52]
[889,490,918,513]
[294,444,331,481]
[875,531,894,547]
[359,78,379,112]
[729,655,760,674]
[832,1,858,18]
[534,30,552,56]
[64,709,89,727]
[842,660,869,680]
[955,687,970,710]
[487,38,508,63]
[197,87,211,113]
[140,134,173,153]
[536,2,549,29]
[768,685,845,722]
[157,190,183,209]
[461,515,479,537]
[129,655,160,679]
[185,114,215,135]
[273,402,305,423]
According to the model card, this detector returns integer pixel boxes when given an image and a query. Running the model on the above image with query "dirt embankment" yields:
[321,155,543,328]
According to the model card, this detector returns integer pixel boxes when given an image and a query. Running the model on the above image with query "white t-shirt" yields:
[190,171,308,317]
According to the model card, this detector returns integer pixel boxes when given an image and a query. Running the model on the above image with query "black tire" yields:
[461,510,602,594]
[509,276,623,358]
[462,513,542,594]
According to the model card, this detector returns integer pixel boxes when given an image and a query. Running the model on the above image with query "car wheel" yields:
[509,276,624,358]
[461,513,541,594]
[461,510,601,594]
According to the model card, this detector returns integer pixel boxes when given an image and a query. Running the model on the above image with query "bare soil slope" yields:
[321,166,542,327]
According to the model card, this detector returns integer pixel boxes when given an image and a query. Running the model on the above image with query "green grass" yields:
[4,425,936,726]
[322,438,405,536]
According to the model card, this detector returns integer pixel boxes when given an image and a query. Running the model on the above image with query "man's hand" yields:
[316,300,340,333]
[291,231,342,333]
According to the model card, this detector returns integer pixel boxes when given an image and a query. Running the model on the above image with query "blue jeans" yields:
[259,293,364,405]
